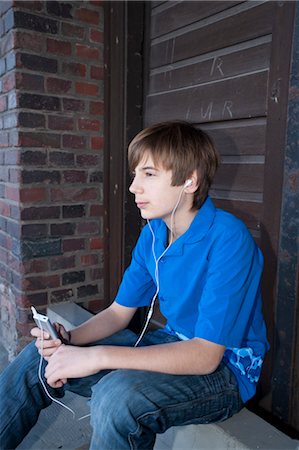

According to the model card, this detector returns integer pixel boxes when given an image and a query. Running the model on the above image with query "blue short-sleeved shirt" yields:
[115,196,269,403]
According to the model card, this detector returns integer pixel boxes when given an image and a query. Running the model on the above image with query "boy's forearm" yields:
[69,303,136,346]
[97,338,225,376]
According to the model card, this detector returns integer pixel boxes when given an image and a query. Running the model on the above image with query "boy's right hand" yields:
[31,323,70,360]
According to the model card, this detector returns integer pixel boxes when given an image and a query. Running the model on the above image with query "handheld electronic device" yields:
[31,306,59,340]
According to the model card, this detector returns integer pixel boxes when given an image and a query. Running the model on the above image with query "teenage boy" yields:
[0,121,269,450]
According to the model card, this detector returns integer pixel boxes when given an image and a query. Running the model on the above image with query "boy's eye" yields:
[145,171,155,177]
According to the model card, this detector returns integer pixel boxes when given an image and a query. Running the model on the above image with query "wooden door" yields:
[104,0,298,434]
[142,0,297,433]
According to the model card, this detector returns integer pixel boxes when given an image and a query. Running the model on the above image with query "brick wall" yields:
[0,0,104,357]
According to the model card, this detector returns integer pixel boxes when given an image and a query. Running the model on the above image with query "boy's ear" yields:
[184,171,199,192]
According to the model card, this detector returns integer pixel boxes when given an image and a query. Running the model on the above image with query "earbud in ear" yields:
[184,179,193,188]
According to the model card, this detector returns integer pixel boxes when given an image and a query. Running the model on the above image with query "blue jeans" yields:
[0,329,243,450]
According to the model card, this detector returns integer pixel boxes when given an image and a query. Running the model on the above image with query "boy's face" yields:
[129,152,189,223]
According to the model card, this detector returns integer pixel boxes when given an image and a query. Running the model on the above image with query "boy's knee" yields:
[90,370,148,422]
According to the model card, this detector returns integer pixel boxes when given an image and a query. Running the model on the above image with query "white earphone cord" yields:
[37,318,90,420]
[134,184,186,347]
[37,183,188,414]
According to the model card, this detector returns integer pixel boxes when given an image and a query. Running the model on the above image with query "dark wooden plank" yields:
[150,2,275,68]
[149,42,271,94]
[212,164,264,193]
[201,122,266,156]
[145,71,268,124]
[264,0,298,428]
[151,1,166,9]
[212,198,262,230]
[151,1,243,39]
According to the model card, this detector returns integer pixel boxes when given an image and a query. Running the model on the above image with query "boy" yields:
[0,122,269,450]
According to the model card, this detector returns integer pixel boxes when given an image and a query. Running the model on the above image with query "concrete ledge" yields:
[49,302,299,450]
[155,409,299,449]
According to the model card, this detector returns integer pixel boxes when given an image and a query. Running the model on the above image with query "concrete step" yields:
[47,301,299,450]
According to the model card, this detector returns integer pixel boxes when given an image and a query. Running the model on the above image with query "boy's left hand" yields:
[45,345,101,388]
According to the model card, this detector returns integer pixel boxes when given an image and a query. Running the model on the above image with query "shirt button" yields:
[159,296,164,302]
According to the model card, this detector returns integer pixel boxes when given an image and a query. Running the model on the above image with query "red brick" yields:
[63,238,85,252]
[77,221,99,235]
[62,61,86,78]
[14,31,45,53]
[0,97,7,113]
[90,267,103,280]
[62,98,85,112]
[78,117,101,131]
[47,38,72,56]
[9,168,21,183]
[21,206,60,221]
[25,291,48,307]
[5,149,20,164]
[61,22,85,39]
[14,1,43,12]
[76,154,99,166]
[88,298,105,313]
[63,170,87,183]
[76,82,98,96]
[15,72,45,92]
[21,223,47,238]
[90,65,103,80]
[50,255,75,271]
[51,288,73,303]
[47,77,72,94]
[49,151,74,166]
[20,187,47,203]
[90,237,103,250]
[1,30,14,54]
[9,255,23,275]
[10,204,21,220]
[21,150,47,166]
[24,275,60,291]
[81,254,99,266]
[77,284,98,298]
[3,72,15,92]
[5,185,19,202]
[76,44,100,60]
[91,136,104,150]
[75,8,100,25]
[18,132,60,148]
[51,222,76,236]
[90,29,103,43]
[63,204,85,218]
[62,134,86,149]
[0,168,7,182]
[0,132,9,147]
[51,187,98,202]
[90,204,103,216]
[48,115,74,131]
[90,101,104,115]
[23,259,49,274]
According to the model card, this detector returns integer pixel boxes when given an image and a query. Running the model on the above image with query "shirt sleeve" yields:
[115,225,156,308]
[194,219,264,348]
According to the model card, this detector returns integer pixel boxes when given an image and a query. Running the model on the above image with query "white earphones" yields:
[184,179,192,188]
[134,177,193,347]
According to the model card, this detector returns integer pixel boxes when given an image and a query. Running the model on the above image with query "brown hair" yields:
[128,121,220,209]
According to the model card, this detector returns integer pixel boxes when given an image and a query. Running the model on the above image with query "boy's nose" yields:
[129,178,142,194]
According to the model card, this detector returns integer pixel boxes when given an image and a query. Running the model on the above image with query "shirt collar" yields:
[152,196,216,256]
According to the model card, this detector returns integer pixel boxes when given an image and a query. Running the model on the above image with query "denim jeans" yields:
[0,329,243,450]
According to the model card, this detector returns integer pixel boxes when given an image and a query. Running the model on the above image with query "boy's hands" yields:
[31,322,70,360]
[45,345,101,388]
